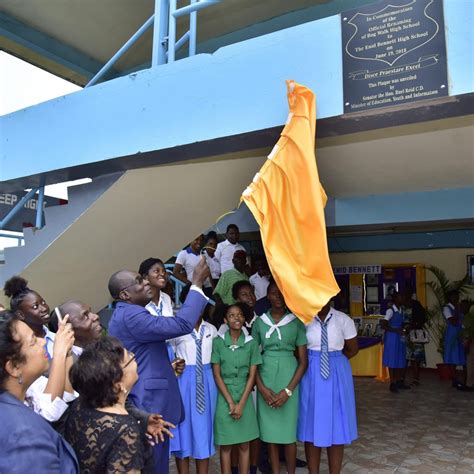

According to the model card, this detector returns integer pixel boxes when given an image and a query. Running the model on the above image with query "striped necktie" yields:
[152,300,163,317]
[191,325,206,414]
[319,315,332,380]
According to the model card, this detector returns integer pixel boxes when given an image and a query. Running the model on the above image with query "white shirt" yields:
[43,325,56,359]
[25,375,77,422]
[146,291,174,317]
[71,345,84,357]
[169,321,217,365]
[306,308,357,351]
[249,272,270,300]
[443,303,455,320]
[215,240,245,274]
[205,252,221,279]
[176,249,201,282]
[384,305,400,321]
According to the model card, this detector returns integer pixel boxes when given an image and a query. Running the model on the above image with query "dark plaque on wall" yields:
[341,0,448,113]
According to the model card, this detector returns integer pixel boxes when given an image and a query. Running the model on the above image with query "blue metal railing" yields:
[164,264,215,307]
[0,186,45,231]
[86,0,220,88]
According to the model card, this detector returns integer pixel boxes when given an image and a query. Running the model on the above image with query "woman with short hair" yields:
[64,337,153,473]
[0,311,78,473]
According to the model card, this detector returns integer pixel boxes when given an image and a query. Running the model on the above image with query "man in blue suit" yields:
[108,257,210,474]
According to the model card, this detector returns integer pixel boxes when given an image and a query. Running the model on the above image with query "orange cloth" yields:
[241,81,339,324]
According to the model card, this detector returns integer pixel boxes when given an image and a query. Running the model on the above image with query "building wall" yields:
[330,248,474,368]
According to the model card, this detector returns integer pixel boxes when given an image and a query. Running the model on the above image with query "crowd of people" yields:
[0,223,471,473]
[382,287,473,393]
[0,224,359,474]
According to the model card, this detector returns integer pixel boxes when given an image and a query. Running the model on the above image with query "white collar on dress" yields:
[260,312,296,340]
[217,325,252,343]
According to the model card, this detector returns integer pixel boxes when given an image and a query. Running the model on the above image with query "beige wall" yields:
[330,248,474,368]
[0,153,266,311]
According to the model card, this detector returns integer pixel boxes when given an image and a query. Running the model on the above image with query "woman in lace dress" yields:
[64,337,153,473]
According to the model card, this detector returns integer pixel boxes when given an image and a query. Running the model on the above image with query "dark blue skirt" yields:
[297,350,357,447]
[443,324,466,366]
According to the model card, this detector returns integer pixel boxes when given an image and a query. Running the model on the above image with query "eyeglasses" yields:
[123,351,136,369]
[119,276,144,293]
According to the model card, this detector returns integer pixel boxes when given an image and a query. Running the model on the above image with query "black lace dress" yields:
[64,401,153,473]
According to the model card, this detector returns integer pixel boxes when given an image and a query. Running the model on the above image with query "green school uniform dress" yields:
[252,311,307,444]
[211,331,262,445]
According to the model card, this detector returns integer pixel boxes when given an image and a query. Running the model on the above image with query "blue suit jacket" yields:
[0,391,78,474]
[108,289,207,425]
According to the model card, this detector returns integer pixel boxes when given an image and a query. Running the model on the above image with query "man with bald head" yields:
[56,301,102,357]
[107,257,210,474]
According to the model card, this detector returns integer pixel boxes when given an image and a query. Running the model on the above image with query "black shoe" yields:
[396,380,411,390]
[295,457,307,468]
[390,383,399,393]
[457,384,474,392]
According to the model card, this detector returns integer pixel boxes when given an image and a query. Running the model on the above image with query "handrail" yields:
[0,187,38,230]
[165,264,215,306]
[0,232,24,246]
[87,0,221,86]
[86,14,155,88]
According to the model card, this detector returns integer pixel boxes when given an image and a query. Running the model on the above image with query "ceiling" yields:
[0,0,329,85]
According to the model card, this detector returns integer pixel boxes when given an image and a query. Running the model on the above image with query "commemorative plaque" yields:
[341,0,448,113]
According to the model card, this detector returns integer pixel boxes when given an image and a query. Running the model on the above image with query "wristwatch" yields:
[284,387,293,397]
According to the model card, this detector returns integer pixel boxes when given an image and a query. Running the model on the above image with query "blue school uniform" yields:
[383,305,407,368]
[443,304,466,366]
[169,322,218,459]
[297,309,358,448]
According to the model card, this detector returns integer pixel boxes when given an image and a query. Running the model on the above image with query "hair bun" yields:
[3,276,29,298]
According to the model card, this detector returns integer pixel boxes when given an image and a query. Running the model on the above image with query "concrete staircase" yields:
[0,172,123,287]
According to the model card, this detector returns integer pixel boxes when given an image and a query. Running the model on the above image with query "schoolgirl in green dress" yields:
[211,303,262,474]
[252,280,308,474]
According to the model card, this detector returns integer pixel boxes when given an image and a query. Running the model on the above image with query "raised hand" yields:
[53,314,75,357]
[146,414,175,444]
[191,256,211,288]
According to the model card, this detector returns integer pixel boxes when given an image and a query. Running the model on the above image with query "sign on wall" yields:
[341,0,448,113]
[0,192,66,232]
[333,265,382,275]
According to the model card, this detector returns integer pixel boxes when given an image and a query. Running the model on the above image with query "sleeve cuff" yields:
[190,285,209,300]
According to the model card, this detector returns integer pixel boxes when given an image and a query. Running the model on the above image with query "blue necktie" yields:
[319,315,332,380]
[191,325,206,414]
[152,300,163,317]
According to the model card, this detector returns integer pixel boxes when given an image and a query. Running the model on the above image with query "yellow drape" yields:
[241,81,339,324]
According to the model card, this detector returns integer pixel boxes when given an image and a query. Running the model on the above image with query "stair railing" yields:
[86,0,220,88]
